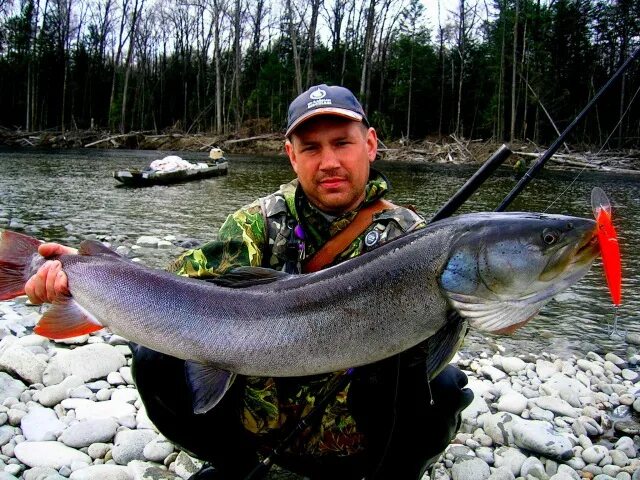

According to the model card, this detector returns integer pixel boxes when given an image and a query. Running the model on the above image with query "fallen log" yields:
[223,134,281,145]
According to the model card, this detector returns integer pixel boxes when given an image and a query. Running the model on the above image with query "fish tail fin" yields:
[0,230,43,301]
[34,298,104,339]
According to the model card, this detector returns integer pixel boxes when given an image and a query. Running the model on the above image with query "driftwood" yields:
[514,150,640,175]
[84,132,147,147]
[223,134,281,145]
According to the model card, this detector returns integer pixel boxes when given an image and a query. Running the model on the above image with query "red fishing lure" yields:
[591,187,622,306]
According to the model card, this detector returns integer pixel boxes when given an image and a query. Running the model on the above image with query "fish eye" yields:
[542,228,560,245]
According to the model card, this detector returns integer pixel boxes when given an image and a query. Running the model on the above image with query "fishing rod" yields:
[429,144,513,223]
[496,45,640,212]
[429,45,640,222]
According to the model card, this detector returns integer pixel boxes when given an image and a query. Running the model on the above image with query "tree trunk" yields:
[305,0,320,88]
[287,0,302,95]
[455,0,465,137]
[510,0,518,142]
[360,0,376,109]
[233,0,242,129]
[120,0,142,133]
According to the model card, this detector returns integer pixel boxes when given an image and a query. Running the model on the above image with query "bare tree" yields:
[232,0,243,128]
[509,0,518,142]
[119,0,144,132]
[359,0,376,108]
[286,0,302,94]
[304,0,321,88]
[108,0,132,130]
[453,0,477,137]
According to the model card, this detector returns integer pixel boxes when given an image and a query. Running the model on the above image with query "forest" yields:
[0,0,638,148]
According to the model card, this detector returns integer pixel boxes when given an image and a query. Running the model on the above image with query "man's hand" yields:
[24,243,77,305]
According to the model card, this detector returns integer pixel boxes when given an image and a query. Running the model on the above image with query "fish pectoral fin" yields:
[185,362,236,414]
[449,294,542,334]
[211,266,292,288]
[33,297,104,339]
[78,240,122,258]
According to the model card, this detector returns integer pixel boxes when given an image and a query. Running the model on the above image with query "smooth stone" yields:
[21,466,61,480]
[583,445,609,464]
[111,429,157,465]
[110,389,138,404]
[493,446,527,476]
[0,346,47,385]
[451,456,491,480]
[87,442,111,459]
[47,344,126,383]
[0,426,16,447]
[14,441,91,469]
[20,407,66,441]
[127,459,176,479]
[481,365,508,382]
[173,451,204,479]
[496,356,527,374]
[60,399,136,421]
[496,392,528,415]
[614,420,640,436]
[483,412,573,460]
[0,374,26,404]
[531,396,578,418]
[536,360,559,380]
[37,376,84,407]
[614,437,637,458]
[59,418,119,448]
[487,467,515,480]
[557,463,581,479]
[136,236,161,247]
[142,435,174,463]
[68,464,132,479]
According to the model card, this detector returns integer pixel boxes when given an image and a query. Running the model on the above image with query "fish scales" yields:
[60,224,456,376]
[0,212,598,380]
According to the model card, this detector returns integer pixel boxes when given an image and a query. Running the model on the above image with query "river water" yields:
[1,148,638,360]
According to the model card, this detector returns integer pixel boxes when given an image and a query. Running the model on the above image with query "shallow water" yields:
[1,147,638,359]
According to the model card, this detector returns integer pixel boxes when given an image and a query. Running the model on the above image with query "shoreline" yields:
[0,235,639,479]
[1,129,639,175]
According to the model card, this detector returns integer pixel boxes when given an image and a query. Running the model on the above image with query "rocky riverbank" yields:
[0,236,640,480]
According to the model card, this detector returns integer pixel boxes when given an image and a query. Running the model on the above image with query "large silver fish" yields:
[0,212,598,411]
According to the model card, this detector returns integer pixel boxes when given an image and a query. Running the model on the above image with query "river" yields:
[1,147,638,360]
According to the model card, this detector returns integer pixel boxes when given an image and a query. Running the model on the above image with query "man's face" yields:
[285,116,378,215]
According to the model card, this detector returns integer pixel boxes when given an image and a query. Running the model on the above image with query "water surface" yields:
[1,148,638,359]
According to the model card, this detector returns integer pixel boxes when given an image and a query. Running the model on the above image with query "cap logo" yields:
[309,89,326,100]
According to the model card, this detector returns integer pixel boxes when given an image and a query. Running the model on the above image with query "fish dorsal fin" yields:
[78,240,121,258]
[185,361,236,414]
[447,292,542,334]
[212,266,292,288]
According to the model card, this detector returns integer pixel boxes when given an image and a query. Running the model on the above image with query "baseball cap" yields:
[285,84,369,137]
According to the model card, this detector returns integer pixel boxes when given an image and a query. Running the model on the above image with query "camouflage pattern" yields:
[172,170,425,457]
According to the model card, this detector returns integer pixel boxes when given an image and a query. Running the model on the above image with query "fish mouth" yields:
[575,230,599,260]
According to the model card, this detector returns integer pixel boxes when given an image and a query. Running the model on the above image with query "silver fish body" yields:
[31,211,597,378]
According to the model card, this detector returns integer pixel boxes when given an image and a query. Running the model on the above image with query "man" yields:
[25,84,473,479]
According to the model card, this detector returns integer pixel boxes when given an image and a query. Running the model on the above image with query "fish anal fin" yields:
[0,230,43,301]
[78,240,121,258]
[211,266,292,288]
[185,361,236,414]
[33,298,104,339]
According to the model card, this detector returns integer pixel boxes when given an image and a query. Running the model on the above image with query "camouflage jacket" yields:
[172,170,425,457]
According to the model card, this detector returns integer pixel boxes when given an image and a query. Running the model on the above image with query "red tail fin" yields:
[0,230,43,301]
